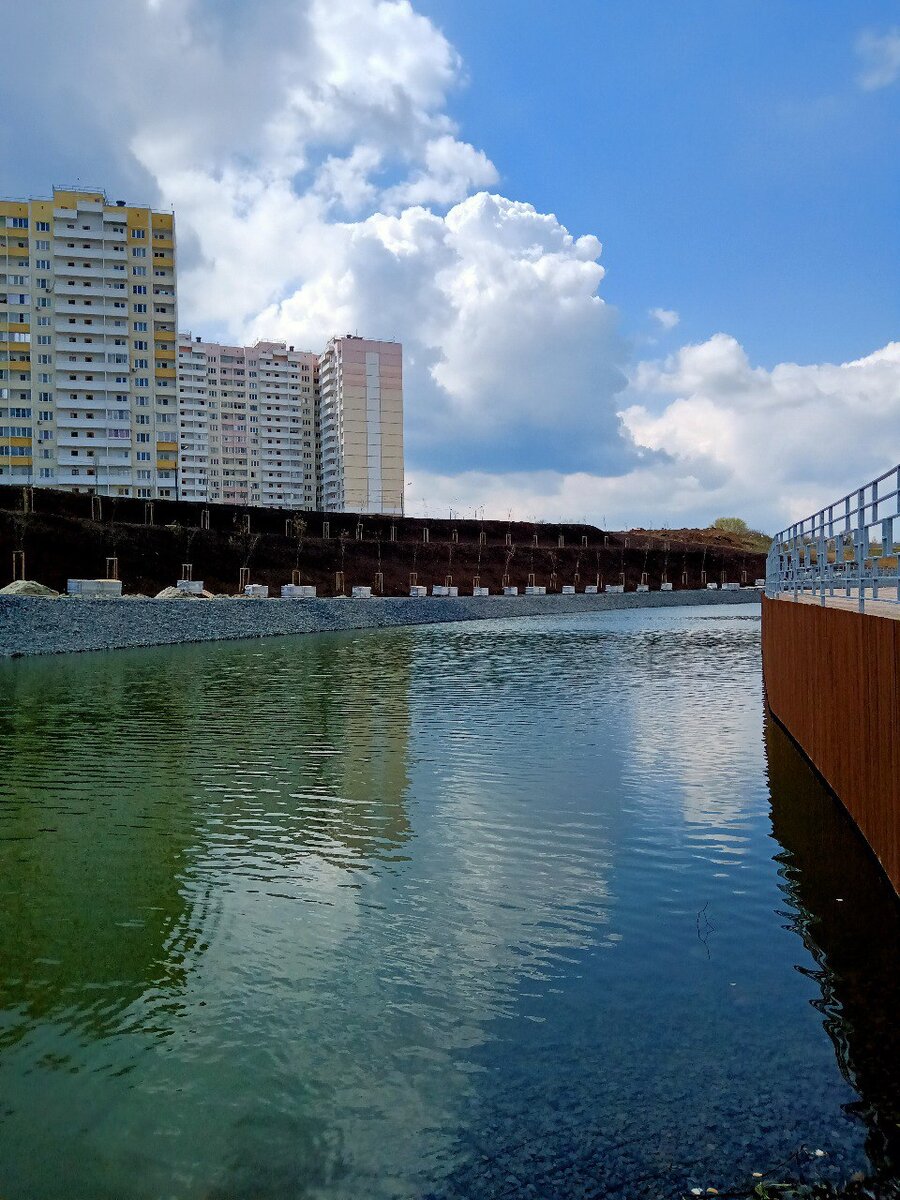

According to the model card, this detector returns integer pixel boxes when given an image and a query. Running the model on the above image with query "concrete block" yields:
[605,584,624,594]
[472,586,489,596]
[431,585,448,596]
[446,586,459,597]
[706,582,719,590]
[244,584,269,598]
[281,584,316,598]
[177,580,204,594]
[584,585,598,594]
[561,585,576,594]
[409,585,427,598]
[67,579,123,597]
[660,582,673,591]
[636,584,650,593]
[503,586,519,596]
[351,585,372,599]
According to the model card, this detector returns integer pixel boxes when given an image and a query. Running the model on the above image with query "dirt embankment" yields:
[0,485,767,597]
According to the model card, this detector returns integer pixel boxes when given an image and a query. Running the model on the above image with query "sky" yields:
[3,0,899,531]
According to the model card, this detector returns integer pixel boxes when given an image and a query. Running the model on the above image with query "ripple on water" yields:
[0,605,896,1200]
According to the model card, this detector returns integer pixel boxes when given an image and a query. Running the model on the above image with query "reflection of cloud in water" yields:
[622,618,763,862]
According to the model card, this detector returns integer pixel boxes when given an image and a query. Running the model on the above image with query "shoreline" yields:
[0,589,759,659]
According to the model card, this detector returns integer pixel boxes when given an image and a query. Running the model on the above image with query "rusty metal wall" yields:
[761,595,900,893]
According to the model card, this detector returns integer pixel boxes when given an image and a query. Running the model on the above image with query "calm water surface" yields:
[0,605,897,1200]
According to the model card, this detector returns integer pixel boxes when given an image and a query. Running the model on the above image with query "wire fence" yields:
[765,463,900,611]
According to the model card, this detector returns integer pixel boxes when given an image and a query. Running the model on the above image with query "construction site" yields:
[0,485,767,598]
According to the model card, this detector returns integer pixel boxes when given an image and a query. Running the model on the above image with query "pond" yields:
[0,605,897,1199]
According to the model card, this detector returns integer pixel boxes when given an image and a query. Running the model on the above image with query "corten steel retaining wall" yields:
[761,595,900,893]
[0,589,757,659]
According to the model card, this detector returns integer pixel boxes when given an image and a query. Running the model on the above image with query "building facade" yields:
[318,335,404,515]
[177,335,318,507]
[0,187,177,497]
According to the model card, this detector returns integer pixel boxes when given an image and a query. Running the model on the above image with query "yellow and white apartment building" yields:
[1,187,404,512]
[0,187,177,497]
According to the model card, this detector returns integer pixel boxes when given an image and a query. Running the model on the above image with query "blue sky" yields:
[417,0,900,367]
[3,0,899,529]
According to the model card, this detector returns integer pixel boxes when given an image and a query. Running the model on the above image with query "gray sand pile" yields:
[0,579,59,597]
[154,586,214,600]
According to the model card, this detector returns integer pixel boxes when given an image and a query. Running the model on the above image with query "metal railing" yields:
[766,463,900,611]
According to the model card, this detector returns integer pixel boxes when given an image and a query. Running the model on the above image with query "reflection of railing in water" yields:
[765,463,900,612]
[764,715,900,1184]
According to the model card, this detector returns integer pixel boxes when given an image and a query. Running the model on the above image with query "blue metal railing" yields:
[766,463,900,612]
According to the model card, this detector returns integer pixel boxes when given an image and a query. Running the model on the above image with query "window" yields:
[37,354,51,364]
[39,410,53,421]
[137,451,151,461]
[136,415,150,425]
[134,340,148,350]
[137,469,151,480]
[37,335,51,345]
[37,298,51,308]
[11,217,28,229]
[134,321,148,331]
[130,229,146,239]
[132,266,147,276]
[136,432,150,443]
[39,468,53,478]
[132,285,147,294]
[134,358,148,369]
[35,259,50,270]
[10,407,32,418]
[35,221,50,232]
[35,239,50,251]
[132,247,147,258]
[133,303,147,313]
[37,316,50,326]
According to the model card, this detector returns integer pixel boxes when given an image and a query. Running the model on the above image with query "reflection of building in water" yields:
[0,632,414,1052]
[0,659,201,1048]
[765,716,900,1182]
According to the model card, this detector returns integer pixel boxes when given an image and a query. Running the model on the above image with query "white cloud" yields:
[405,336,900,534]
[6,0,897,536]
[649,307,679,331]
[856,26,900,89]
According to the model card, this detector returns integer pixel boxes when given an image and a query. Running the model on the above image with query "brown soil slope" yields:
[0,485,766,597]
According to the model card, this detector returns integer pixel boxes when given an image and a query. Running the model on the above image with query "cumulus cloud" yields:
[406,337,900,533]
[856,26,900,90]
[5,0,898,533]
[649,307,680,331]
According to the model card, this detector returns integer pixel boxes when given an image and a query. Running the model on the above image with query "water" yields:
[0,605,897,1200]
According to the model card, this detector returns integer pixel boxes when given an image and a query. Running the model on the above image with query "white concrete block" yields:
[351,585,372,599]
[177,580,204,594]
[431,585,448,596]
[67,579,123,597]
[706,582,719,589]
[584,585,598,594]
[561,585,576,594]
[503,586,519,596]
[605,584,624,593]
[472,586,490,596]
[636,584,650,593]
[281,584,316,598]
[244,584,269,598]
[409,585,427,598]
[660,582,673,591]
[446,586,459,597]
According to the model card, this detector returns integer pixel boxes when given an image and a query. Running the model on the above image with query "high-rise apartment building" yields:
[0,187,177,497]
[317,335,403,515]
[177,335,318,508]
